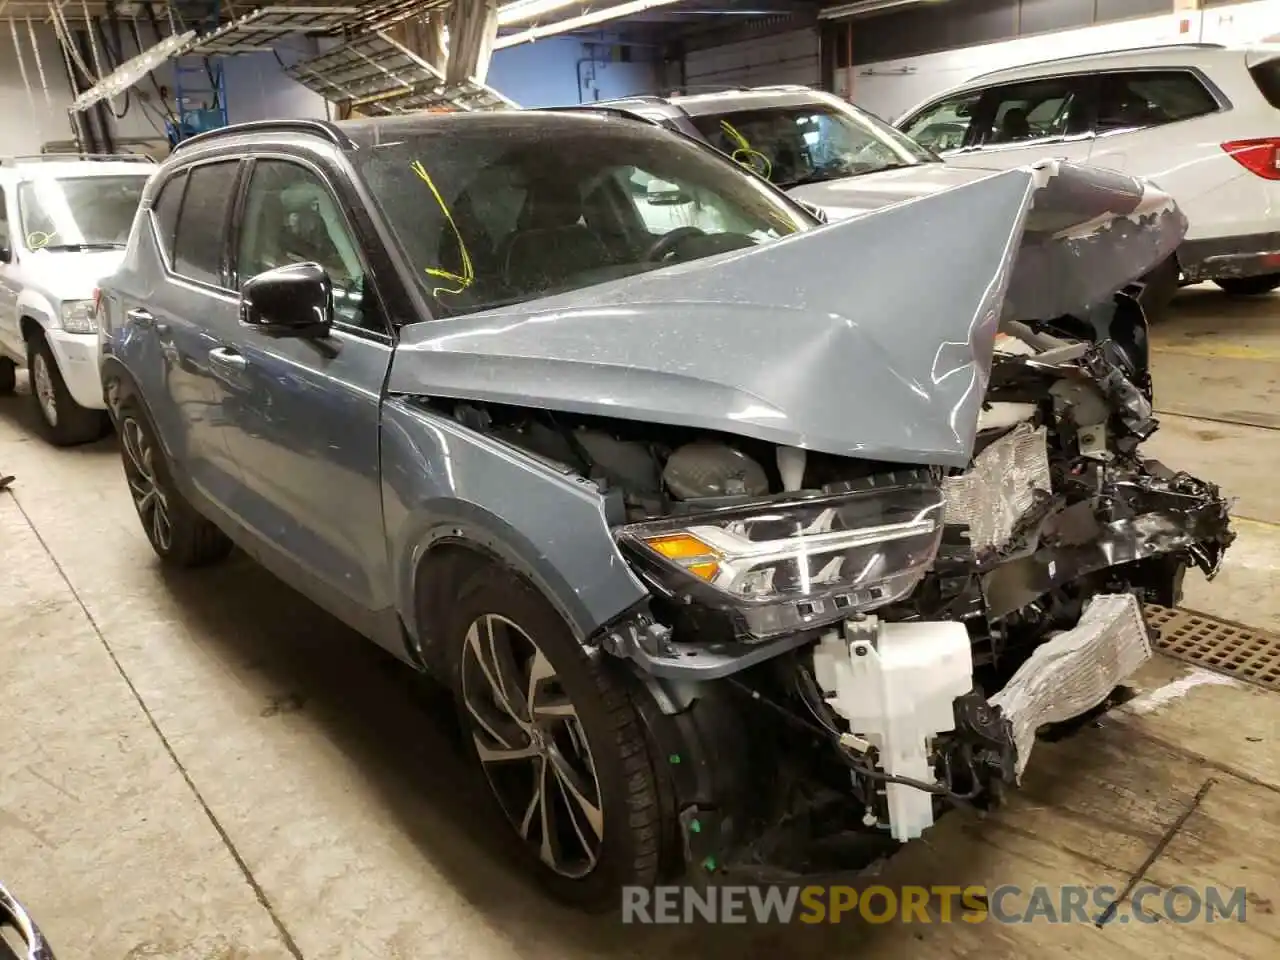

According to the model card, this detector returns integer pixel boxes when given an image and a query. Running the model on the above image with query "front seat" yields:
[503,178,610,294]
[999,107,1031,142]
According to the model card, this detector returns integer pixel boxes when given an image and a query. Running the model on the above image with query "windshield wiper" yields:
[40,241,126,251]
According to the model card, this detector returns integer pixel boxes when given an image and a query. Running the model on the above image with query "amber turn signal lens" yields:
[644,534,720,581]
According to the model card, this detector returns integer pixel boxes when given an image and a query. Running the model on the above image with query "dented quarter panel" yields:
[379,397,649,645]
[389,162,1184,469]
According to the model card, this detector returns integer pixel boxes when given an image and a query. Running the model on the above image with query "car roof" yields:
[957,42,1260,90]
[0,155,155,182]
[169,110,668,160]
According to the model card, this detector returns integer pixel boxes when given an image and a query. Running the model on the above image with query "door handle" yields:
[126,307,155,328]
[208,346,248,372]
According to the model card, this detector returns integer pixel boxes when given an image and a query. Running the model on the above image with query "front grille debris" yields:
[1145,604,1280,693]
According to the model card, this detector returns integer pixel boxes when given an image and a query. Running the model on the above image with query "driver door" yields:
[216,156,396,635]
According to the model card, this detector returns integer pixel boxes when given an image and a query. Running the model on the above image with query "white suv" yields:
[0,155,153,444]
[897,43,1280,296]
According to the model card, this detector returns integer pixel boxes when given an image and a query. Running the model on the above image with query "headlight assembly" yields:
[617,484,946,640]
[60,299,96,334]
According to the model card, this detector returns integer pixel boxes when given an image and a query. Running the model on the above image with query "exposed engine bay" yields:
[430,288,1234,877]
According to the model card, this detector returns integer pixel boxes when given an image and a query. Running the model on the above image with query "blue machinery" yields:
[168,2,229,144]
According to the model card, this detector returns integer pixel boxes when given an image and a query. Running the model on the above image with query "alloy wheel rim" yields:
[461,613,605,879]
[121,418,173,552]
[32,354,57,426]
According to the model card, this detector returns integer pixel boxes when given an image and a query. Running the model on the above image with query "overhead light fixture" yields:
[819,0,949,19]
[495,0,683,47]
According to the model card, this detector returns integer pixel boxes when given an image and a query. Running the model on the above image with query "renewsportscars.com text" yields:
[621,884,1250,925]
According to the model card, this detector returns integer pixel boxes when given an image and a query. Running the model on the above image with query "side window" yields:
[150,169,187,263]
[1096,71,1219,132]
[173,161,239,286]
[0,190,9,253]
[901,92,982,152]
[978,77,1087,146]
[236,160,371,330]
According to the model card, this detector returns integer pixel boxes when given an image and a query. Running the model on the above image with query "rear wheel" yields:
[117,396,232,567]
[1214,273,1280,296]
[0,357,15,395]
[26,333,109,445]
[445,563,665,910]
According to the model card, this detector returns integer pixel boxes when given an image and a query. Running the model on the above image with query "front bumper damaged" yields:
[813,592,1151,841]
[990,593,1150,779]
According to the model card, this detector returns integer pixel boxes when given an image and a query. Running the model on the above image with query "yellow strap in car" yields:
[719,120,772,180]
[409,160,474,297]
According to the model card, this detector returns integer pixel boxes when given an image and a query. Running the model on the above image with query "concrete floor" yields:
[1,285,1278,958]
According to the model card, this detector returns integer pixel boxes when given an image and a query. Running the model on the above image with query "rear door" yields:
[215,152,395,633]
[956,75,1097,170]
[1084,68,1246,244]
[108,158,247,510]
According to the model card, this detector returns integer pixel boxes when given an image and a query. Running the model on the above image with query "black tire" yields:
[116,395,233,567]
[1213,273,1280,296]
[26,333,109,446]
[444,563,664,911]
[0,357,15,395]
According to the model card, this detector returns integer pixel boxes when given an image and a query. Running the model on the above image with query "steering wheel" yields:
[645,226,707,263]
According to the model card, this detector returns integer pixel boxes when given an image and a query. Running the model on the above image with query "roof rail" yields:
[173,119,353,154]
[534,104,667,126]
[968,42,1228,82]
[1,153,156,166]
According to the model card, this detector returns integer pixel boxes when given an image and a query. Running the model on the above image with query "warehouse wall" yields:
[839,0,1280,120]
[487,37,660,107]
[683,27,821,89]
[0,23,324,155]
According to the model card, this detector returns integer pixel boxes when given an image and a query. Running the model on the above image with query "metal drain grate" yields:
[1145,605,1280,693]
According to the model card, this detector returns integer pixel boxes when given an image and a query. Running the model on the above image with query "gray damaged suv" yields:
[98,112,1232,908]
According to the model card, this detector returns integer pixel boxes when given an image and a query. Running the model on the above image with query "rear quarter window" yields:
[150,170,187,263]
[1251,58,1280,109]
[1095,70,1219,132]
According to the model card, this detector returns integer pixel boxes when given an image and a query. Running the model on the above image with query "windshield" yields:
[350,113,811,319]
[17,175,148,251]
[688,100,936,188]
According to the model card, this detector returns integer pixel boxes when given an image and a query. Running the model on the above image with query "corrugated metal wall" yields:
[683,28,821,89]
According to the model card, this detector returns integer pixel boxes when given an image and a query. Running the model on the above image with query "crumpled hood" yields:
[787,162,999,221]
[22,249,126,301]
[390,161,1185,469]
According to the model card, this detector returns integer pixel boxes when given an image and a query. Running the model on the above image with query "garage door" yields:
[683,28,820,89]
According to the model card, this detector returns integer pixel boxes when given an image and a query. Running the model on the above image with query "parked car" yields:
[897,42,1280,295]
[0,154,153,444]
[98,113,1231,909]
[588,86,995,219]
[585,86,1177,316]
[0,879,55,959]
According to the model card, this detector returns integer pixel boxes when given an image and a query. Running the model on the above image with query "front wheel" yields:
[116,397,233,567]
[27,334,109,446]
[1214,273,1280,296]
[446,564,666,910]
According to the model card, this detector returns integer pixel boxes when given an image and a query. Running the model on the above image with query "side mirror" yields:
[240,262,333,337]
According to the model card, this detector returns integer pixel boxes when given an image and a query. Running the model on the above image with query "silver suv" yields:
[98,113,1231,907]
